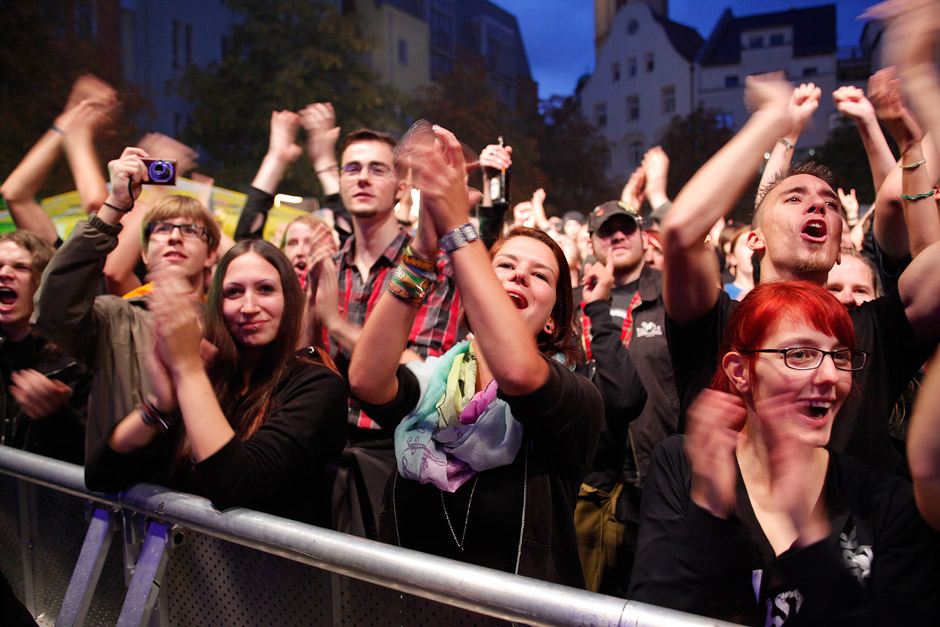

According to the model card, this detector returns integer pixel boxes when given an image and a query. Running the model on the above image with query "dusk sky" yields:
[494,0,877,99]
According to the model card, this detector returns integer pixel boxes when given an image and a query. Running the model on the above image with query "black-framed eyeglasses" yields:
[147,221,208,241]
[739,347,868,371]
[340,163,394,179]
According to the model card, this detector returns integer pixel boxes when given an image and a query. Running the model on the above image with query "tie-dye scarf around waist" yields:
[394,341,523,492]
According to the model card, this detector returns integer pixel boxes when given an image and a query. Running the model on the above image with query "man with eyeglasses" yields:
[661,73,939,475]
[37,146,220,461]
[307,129,460,538]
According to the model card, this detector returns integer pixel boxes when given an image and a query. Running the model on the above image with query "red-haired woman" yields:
[347,125,602,587]
[629,281,939,625]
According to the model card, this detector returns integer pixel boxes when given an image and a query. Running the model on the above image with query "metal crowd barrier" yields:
[0,445,739,626]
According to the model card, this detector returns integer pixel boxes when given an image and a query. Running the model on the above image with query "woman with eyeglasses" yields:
[629,281,940,625]
[85,240,347,525]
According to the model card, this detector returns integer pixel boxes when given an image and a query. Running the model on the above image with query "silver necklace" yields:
[441,474,479,551]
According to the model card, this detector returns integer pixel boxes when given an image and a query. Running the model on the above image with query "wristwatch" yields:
[439,223,480,254]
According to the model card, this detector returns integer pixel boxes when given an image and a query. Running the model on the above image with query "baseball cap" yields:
[588,200,643,233]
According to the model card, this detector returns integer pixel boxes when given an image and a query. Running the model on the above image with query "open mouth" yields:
[0,287,17,305]
[800,400,832,420]
[507,292,528,310]
[801,219,827,242]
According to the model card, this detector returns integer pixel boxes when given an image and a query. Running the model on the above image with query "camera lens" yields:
[149,161,173,183]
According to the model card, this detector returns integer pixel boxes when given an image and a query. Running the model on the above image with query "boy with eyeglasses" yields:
[37,146,220,462]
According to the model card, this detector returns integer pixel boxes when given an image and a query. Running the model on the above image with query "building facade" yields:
[580,0,701,181]
[696,5,840,153]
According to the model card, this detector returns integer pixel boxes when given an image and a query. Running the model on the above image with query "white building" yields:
[696,5,840,154]
[580,1,702,183]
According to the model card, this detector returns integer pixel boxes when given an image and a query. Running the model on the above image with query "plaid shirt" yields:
[328,228,461,429]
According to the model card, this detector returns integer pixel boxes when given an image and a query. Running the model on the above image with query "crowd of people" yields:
[3,0,940,624]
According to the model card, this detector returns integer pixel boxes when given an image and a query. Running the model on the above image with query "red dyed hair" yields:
[710,281,856,395]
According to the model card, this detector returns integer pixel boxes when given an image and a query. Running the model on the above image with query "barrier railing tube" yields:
[0,445,741,627]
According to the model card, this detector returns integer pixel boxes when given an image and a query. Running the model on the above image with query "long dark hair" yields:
[204,239,305,440]
[490,226,580,365]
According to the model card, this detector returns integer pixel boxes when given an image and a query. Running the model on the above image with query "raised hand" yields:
[838,188,860,226]
[641,146,670,207]
[582,254,615,304]
[744,72,794,119]
[832,86,876,122]
[9,370,72,419]
[299,102,340,169]
[64,74,117,114]
[620,166,646,208]
[478,142,513,171]
[268,110,303,163]
[148,264,204,376]
[866,0,940,72]
[787,82,822,136]
[757,390,831,547]
[399,125,472,238]
[106,147,149,210]
[685,389,747,518]
[869,67,923,151]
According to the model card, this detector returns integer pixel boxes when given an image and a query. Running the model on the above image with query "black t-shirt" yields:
[630,436,940,625]
[360,351,603,586]
[666,287,935,473]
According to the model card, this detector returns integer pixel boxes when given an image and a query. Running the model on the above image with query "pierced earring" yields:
[544,321,555,335]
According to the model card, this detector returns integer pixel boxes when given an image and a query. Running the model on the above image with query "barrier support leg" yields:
[116,521,169,627]
[56,507,118,627]
[16,479,35,616]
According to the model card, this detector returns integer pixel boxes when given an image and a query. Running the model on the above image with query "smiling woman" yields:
[629,281,940,625]
[85,240,348,525]
[347,125,602,586]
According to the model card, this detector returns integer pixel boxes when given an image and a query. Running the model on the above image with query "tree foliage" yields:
[413,65,616,217]
[177,0,403,195]
[816,118,886,205]
[536,96,619,214]
[0,1,143,198]
[659,106,755,222]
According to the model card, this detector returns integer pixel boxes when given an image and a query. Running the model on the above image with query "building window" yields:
[748,35,764,49]
[172,21,192,68]
[770,33,785,46]
[628,141,644,168]
[627,19,639,35]
[172,20,180,68]
[398,38,409,65]
[725,75,740,88]
[716,112,734,129]
[612,62,620,82]
[645,52,655,72]
[596,103,607,128]
[185,24,193,65]
[121,9,137,81]
[627,95,640,121]
[802,66,818,77]
[628,57,637,78]
[661,85,675,114]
